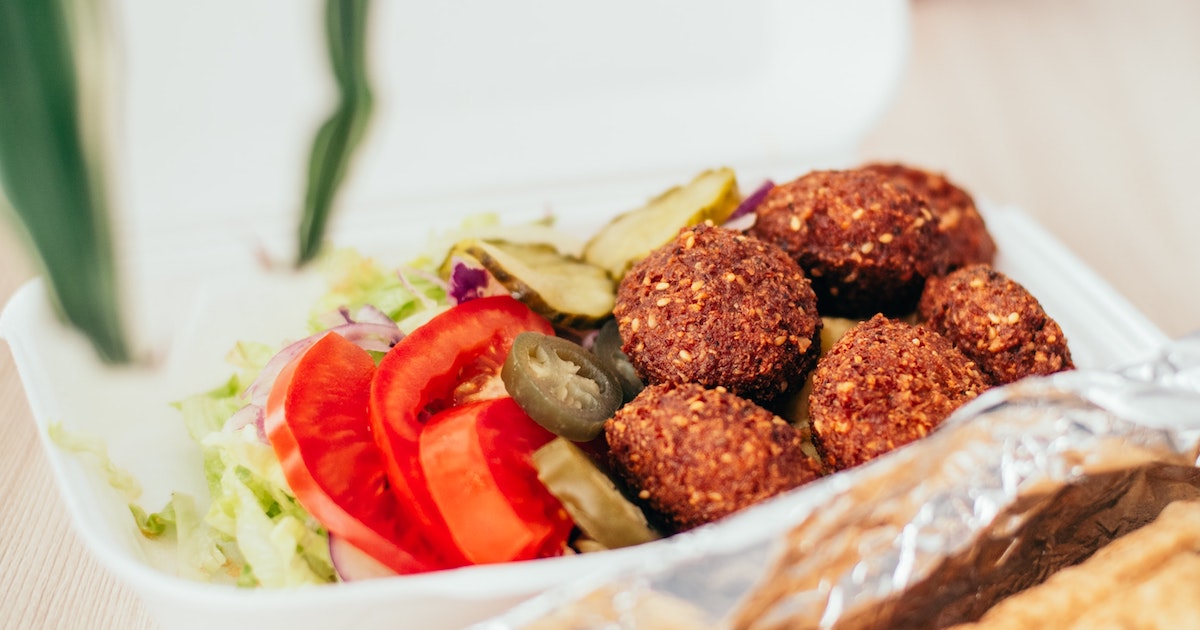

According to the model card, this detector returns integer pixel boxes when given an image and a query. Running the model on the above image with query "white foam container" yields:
[0,1,1172,629]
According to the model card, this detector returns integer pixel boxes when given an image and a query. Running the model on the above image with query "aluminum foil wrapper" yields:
[477,332,1200,630]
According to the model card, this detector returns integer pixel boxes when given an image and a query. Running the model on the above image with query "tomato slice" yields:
[369,296,555,564]
[264,332,442,574]
[419,397,573,564]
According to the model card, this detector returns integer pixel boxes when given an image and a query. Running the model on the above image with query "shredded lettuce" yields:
[131,492,229,580]
[227,340,279,372]
[130,501,174,537]
[48,424,233,580]
[170,344,335,586]
[308,248,447,332]
[171,492,230,580]
[48,422,143,502]
[154,247,458,586]
[216,457,334,587]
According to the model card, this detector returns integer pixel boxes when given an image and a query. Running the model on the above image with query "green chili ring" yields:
[593,319,645,403]
[501,331,623,441]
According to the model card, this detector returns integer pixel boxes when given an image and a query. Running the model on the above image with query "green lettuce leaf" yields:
[308,247,448,332]
[49,424,234,580]
[48,422,142,502]
[171,341,335,586]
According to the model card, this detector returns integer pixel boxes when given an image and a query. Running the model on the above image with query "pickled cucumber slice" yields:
[819,316,862,354]
[533,438,660,550]
[780,315,865,456]
[449,239,615,329]
[582,168,741,280]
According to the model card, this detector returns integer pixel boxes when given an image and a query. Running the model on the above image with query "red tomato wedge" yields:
[369,296,555,564]
[419,397,572,564]
[264,332,443,574]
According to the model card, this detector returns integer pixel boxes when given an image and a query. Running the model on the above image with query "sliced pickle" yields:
[533,438,660,550]
[582,168,741,280]
[449,239,616,329]
[819,316,863,355]
[427,218,587,259]
[780,316,866,441]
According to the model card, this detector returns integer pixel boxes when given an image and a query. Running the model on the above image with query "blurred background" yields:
[861,0,1200,339]
[2,0,1198,627]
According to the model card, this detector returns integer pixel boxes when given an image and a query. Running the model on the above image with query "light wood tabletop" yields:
[2,1,1197,628]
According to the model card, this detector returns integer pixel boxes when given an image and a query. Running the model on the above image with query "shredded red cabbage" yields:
[448,259,491,304]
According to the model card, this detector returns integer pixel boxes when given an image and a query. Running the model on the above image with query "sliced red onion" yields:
[243,336,320,406]
[312,309,347,330]
[723,212,757,232]
[241,321,403,406]
[328,321,404,353]
[224,404,268,443]
[725,179,775,224]
[329,533,398,581]
[447,258,491,304]
[352,303,396,327]
[578,327,601,351]
[314,304,398,330]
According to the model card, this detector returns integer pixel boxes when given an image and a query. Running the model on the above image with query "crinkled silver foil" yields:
[476,332,1200,630]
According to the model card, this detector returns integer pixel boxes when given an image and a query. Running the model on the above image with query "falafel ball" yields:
[747,169,949,317]
[862,162,997,269]
[809,314,988,471]
[605,382,824,532]
[614,223,821,404]
[918,264,1074,385]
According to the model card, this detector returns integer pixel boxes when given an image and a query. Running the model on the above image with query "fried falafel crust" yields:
[862,162,997,269]
[747,169,950,318]
[809,314,989,471]
[613,223,821,404]
[918,264,1074,385]
[605,382,824,532]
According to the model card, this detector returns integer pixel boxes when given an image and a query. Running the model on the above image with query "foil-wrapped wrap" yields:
[477,333,1200,629]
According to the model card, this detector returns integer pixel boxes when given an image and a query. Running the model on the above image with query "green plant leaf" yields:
[0,0,131,363]
[297,0,374,266]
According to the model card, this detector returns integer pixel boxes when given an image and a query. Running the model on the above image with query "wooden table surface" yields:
[2,1,1198,628]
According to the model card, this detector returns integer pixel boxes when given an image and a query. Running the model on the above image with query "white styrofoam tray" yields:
[0,180,1171,629]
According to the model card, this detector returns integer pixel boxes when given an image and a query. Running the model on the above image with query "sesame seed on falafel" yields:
[808,314,989,471]
[605,382,824,532]
[613,223,822,404]
[748,169,950,317]
[862,162,997,270]
[918,264,1073,385]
